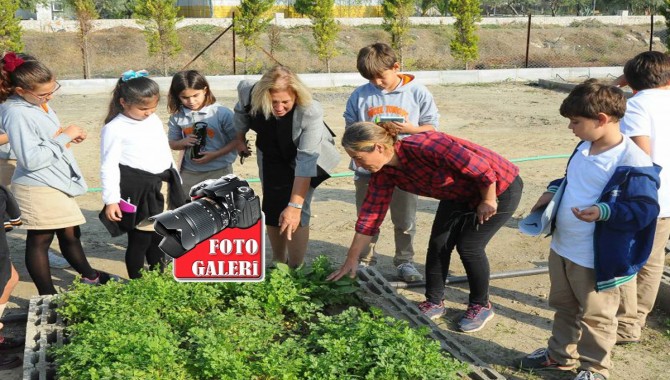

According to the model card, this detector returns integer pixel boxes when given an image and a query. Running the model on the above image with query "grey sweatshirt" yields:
[343,74,440,177]
[1,95,87,196]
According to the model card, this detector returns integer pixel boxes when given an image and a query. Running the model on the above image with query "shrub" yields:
[53,257,466,379]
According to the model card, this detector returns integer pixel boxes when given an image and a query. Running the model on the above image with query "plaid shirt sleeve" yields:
[355,172,395,236]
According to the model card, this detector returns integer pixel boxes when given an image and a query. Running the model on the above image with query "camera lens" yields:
[153,197,232,258]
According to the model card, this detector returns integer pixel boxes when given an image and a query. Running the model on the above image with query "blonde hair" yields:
[250,65,313,119]
[342,121,398,152]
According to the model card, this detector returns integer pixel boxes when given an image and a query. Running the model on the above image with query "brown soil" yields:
[22,22,668,78]
[1,82,669,379]
[0,84,670,380]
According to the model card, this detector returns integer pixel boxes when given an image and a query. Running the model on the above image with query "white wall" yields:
[19,14,664,33]
[57,67,623,95]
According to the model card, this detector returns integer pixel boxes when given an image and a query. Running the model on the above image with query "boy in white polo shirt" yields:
[617,51,670,344]
[516,80,659,380]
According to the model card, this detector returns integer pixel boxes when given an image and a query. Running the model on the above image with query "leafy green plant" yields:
[54,256,465,379]
[298,0,340,73]
[382,0,415,69]
[303,308,468,379]
[449,0,481,70]
[64,0,99,79]
[0,0,23,52]
[234,0,274,74]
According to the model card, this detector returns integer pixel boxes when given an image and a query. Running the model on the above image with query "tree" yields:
[18,0,48,12]
[298,0,339,73]
[481,0,536,15]
[134,0,182,76]
[449,0,481,69]
[418,0,436,15]
[95,0,137,19]
[660,0,670,50]
[65,0,99,79]
[0,0,23,52]
[382,0,415,68]
[435,0,450,15]
[545,0,572,16]
[234,0,274,74]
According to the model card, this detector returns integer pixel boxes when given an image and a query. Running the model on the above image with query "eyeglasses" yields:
[22,81,61,101]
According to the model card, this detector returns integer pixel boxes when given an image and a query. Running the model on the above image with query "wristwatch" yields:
[288,202,303,210]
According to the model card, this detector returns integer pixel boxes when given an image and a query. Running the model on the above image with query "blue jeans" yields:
[424,176,523,306]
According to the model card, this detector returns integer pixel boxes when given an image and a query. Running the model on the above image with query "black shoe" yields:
[0,354,21,370]
[0,336,24,353]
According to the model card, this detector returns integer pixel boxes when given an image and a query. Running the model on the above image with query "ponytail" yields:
[0,52,53,103]
[342,121,397,153]
[105,71,160,124]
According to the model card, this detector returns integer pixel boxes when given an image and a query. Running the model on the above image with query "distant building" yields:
[16,1,67,21]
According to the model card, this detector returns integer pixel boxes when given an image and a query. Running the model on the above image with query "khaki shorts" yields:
[11,183,85,230]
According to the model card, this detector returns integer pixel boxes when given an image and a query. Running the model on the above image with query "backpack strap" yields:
[244,84,255,114]
[323,121,336,138]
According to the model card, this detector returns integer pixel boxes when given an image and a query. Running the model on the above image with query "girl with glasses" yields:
[0,52,116,294]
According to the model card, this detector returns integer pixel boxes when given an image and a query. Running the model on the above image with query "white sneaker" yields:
[358,261,371,269]
[573,370,606,380]
[397,262,423,282]
[48,250,70,269]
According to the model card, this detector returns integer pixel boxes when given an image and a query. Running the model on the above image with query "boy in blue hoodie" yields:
[343,42,439,283]
[516,80,659,380]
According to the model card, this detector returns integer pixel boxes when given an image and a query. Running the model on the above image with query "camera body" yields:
[152,175,262,258]
[190,121,208,160]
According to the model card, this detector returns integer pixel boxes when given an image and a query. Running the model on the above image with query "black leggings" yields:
[25,226,97,295]
[125,230,165,279]
[425,176,523,306]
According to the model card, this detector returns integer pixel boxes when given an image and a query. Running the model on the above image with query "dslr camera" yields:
[152,175,261,259]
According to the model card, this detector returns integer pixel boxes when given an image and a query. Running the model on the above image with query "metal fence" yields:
[473,15,668,70]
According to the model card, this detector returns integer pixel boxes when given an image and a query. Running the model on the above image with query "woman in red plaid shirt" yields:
[328,121,523,332]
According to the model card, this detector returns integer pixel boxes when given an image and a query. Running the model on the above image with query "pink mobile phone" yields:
[119,199,137,213]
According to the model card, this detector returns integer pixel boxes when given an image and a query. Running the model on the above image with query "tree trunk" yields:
[508,5,519,16]
[81,35,91,79]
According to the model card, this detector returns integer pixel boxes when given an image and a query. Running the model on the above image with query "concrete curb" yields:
[537,78,635,98]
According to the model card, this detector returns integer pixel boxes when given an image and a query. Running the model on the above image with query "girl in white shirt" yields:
[100,70,182,279]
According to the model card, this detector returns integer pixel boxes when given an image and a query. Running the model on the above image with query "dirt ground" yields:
[1,82,669,379]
